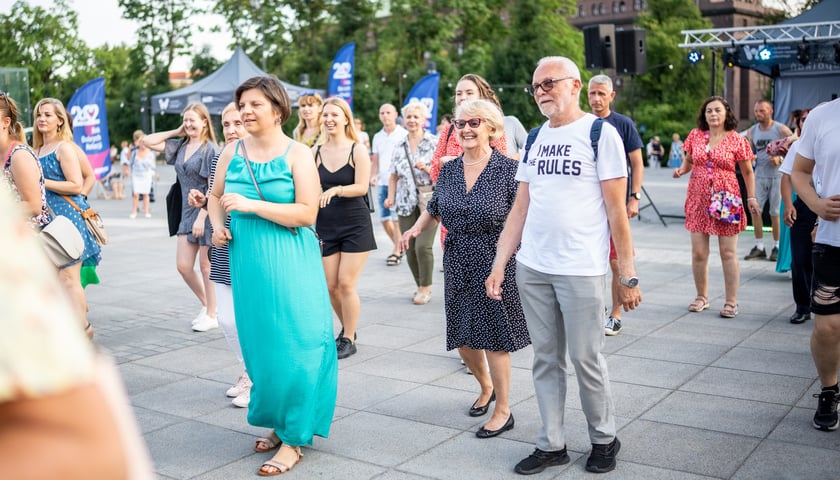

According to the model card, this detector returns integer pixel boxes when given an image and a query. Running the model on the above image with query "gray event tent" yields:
[151,46,325,117]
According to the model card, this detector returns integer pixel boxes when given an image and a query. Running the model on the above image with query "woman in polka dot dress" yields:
[33,98,101,338]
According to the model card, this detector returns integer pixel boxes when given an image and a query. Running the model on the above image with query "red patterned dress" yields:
[682,128,754,236]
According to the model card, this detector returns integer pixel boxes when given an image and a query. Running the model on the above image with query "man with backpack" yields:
[487,56,641,475]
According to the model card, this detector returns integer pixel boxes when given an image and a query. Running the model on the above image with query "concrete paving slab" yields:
[712,346,816,377]
[731,439,840,479]
[642,391,789,437]
[680,366,812,404]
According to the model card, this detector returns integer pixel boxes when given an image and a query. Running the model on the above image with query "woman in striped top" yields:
[187,103,252,407]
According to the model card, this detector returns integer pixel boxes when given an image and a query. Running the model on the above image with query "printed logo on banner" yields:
[332,62,352,80]
[158,98,170,112]
[70,104,101,127]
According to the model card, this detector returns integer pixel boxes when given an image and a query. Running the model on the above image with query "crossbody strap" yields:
[238,141,266,202]
[403,142,424,193]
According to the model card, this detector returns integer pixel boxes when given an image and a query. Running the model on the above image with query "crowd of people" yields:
[2,51,839,476]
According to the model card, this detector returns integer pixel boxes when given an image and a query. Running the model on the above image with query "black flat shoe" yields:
[469,391,495,417]
[790,312,811,324]
[476,413,514,438]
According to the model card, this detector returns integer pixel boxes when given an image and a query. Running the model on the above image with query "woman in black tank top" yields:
[313,97,376,360]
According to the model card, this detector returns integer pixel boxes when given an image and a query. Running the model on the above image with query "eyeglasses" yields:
[453,118,483,129]
[526,77,575,96]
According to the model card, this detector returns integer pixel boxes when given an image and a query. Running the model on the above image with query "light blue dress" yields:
[225,142,337,445]
[40,147,101,268]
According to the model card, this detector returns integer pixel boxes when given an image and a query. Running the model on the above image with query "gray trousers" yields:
[516,262,616,449]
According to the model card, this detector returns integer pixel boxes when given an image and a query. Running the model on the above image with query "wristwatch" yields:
[619,276,639,288]
[630,192,642,200]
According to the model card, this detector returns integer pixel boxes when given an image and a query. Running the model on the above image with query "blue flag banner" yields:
[403,73,440,133]
[329,42,355,108]
[68,77,111,180]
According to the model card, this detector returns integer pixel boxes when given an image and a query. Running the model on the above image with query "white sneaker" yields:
[191,307,208,326]
[231,389,250,408]
[192,314,219,332]
[226,372,252,398]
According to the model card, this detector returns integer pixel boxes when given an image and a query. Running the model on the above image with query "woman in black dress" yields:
[314,97,376,360]
[401,99,530,438]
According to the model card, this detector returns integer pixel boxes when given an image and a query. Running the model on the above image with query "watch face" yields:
[623,277,639,288]
[631,192,642,200]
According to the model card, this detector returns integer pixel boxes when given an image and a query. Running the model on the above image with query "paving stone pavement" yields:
[86,166,840,479]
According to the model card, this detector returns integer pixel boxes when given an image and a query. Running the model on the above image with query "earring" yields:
[57,124,62,132]
[275,117,282,125]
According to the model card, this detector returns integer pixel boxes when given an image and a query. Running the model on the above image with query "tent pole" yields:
[151,115,156,134]
[710,50,716,97]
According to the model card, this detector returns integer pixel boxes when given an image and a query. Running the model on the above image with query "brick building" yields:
[569,0,782,125]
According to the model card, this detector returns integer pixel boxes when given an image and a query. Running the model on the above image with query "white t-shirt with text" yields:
[796,98,840,247]
[515,113,627,276]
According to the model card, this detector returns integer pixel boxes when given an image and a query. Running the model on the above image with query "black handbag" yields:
[165,178,181,237]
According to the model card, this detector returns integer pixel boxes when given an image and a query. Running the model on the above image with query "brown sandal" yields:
[258,446,302,476]
[720,303,739,318]
[688,296,709,312]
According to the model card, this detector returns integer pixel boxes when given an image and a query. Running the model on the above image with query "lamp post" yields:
[249,0,267,71]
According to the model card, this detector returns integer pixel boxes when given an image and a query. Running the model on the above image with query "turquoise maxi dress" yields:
[225,142,337,446]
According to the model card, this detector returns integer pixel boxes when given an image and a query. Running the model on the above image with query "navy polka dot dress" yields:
[40,146,101,268]
[427,149,530,352]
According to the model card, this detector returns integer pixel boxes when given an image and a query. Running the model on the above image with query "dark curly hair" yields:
[696,96,738,131]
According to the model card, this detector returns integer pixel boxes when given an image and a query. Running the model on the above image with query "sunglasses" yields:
[453,118,483,129]
[526,76,575,96]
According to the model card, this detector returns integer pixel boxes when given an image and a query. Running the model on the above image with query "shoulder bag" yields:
[40,213,85,267]
[61,194,109,246]
[403,143,434,211]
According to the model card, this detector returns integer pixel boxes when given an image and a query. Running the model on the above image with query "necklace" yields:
[463,150,491,166]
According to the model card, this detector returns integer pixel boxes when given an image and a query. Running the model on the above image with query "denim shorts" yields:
[377,185,398,221]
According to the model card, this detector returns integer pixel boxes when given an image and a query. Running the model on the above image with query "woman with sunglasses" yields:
[33,97,101,339]
[673,96,757,318]
[293,93,323,147]
[401,99,529,439]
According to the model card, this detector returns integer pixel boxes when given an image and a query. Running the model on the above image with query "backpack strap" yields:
[590,118,603,162]
[521,126,542,164]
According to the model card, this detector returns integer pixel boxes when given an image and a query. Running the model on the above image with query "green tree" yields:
[190,45,222,81]
[211,0,289,73]
[119,0,198,74]
[493,0,584,129]
[0,0,92,103]
[629,0,714,148]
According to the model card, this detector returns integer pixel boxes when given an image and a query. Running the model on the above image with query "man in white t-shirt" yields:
[487,56,641,475]
[791,98,840,432]
[370,103,407,265]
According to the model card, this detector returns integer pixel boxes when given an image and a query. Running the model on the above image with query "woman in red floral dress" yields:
[673,96,758,318]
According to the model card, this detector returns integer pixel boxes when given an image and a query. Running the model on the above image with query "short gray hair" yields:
[455,99,505,142]
[536,56,581,81]
[401,100,430,119]
[588,74,613,91]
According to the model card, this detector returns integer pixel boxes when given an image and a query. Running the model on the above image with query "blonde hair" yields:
[221,102,238,118]
[401,100,431,120]
[0,93,26,144]
[132,129,144,142]
[294,93,324,140]
[319,97,358,144]
[32,98,73,149]
[182,102,217,145]
[455,99,505,142]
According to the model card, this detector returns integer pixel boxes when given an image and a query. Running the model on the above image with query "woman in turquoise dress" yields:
[208,76,337,477]
[32,98,100,339]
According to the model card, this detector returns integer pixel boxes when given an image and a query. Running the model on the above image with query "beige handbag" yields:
[40,215,85,267]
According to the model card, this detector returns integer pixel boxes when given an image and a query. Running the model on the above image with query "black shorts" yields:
[811,243,840,316]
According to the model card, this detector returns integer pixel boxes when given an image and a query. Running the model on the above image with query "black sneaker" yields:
[514,447,570,475]
[336,336,357,359]
[335,328,357,346]
[768,246,778,262]
[744,246,766,260]
[604,316,622,336]
[813,389,840,431]
[585,437,621,473]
